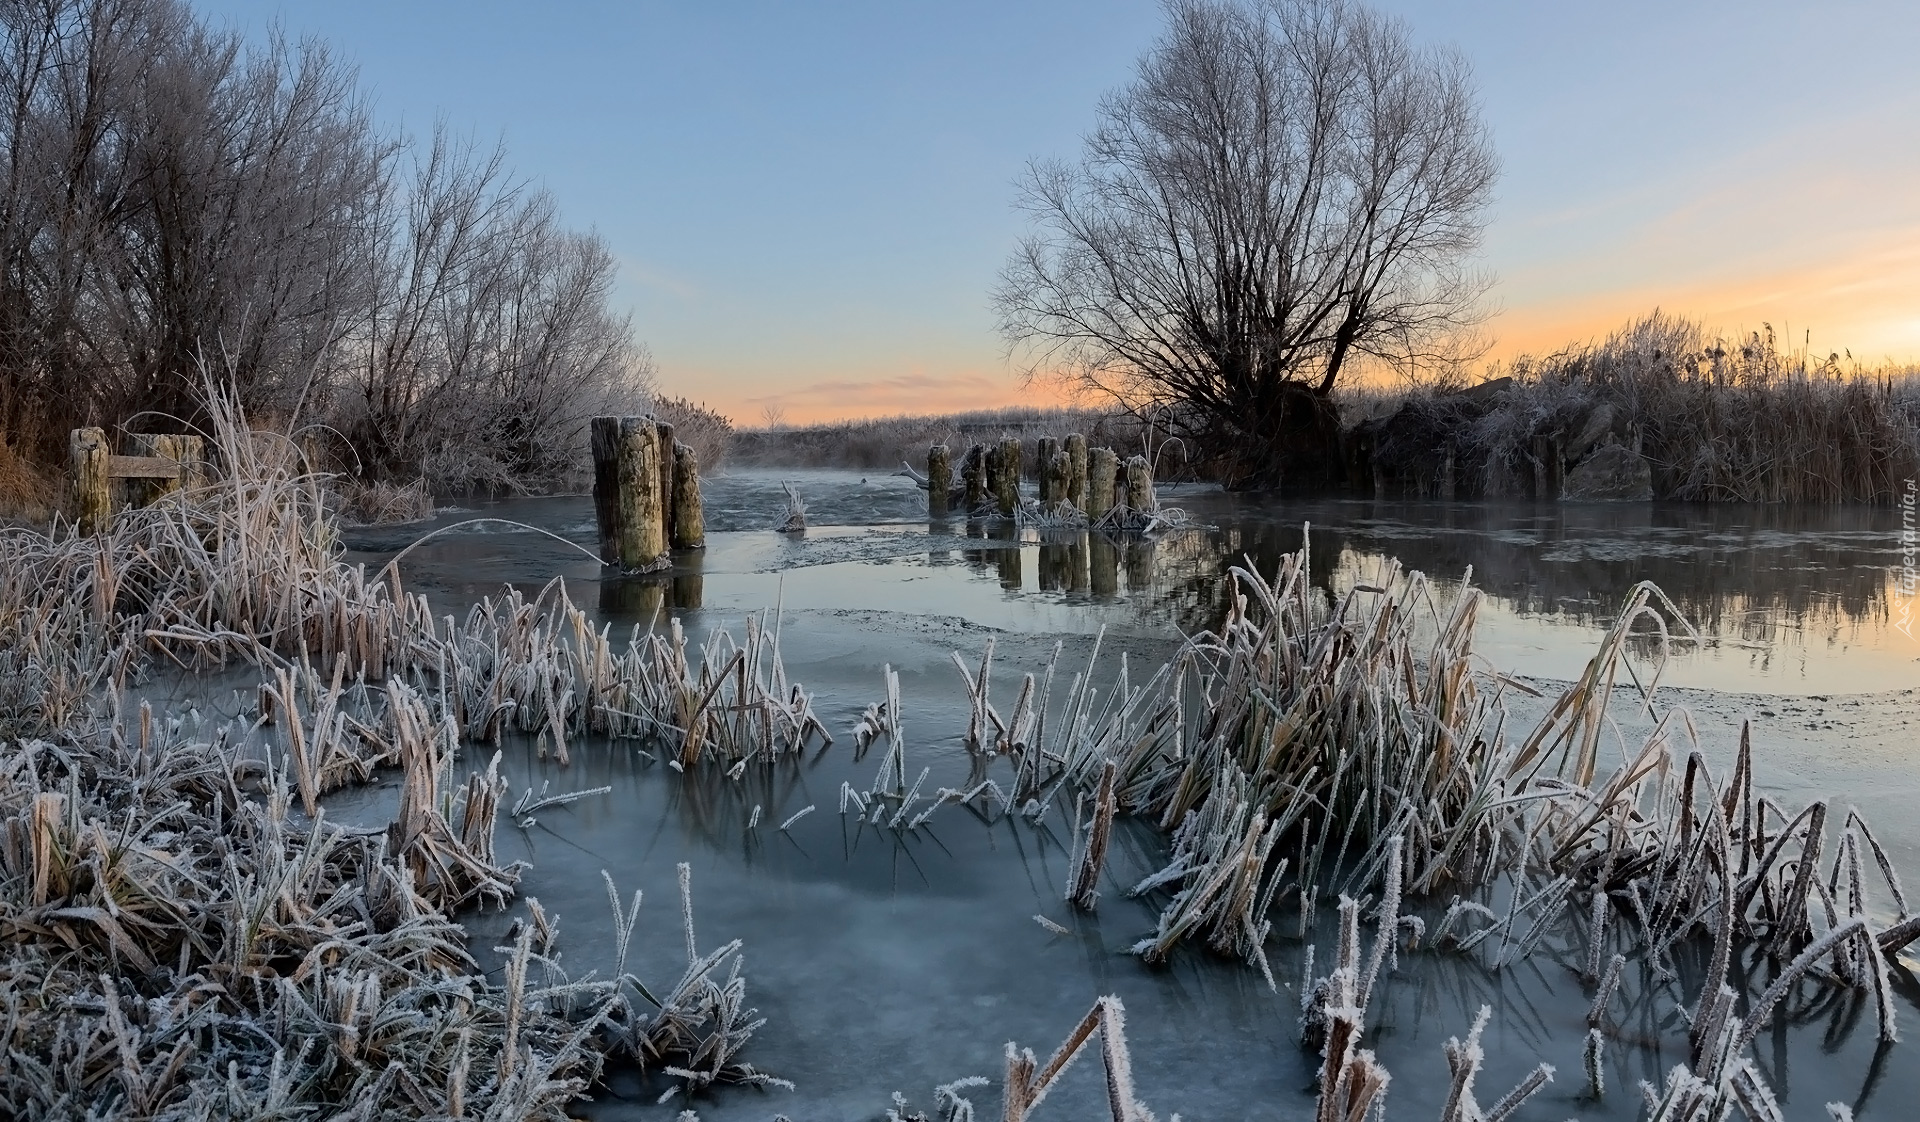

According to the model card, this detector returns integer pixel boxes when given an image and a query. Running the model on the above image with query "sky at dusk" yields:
[196,1,1920,423]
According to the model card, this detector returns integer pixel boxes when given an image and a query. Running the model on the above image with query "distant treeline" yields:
[0,0,651,499]
[728,406,1196,479]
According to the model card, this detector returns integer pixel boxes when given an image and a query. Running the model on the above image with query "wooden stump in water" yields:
[1035,437,1059,502]
[1044,449,1070,509]
[1087,446,1118,522]
[655,419,676,547]
[616,418,665,569]
[996,437,1021,516]
[594,415,701,566]
[928,443,952,518]
[962,443,986,513]
[1065,433,1088,511]
[69,427,110,536]
[591,418,622,563]
[1124,454,1155,513]
[671,441,705,550]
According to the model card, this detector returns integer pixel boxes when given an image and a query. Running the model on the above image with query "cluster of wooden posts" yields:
[925,434,1154,520]
[590,416,705,570]
[68,427,206,535]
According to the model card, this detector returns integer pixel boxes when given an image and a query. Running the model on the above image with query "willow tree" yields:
[996,0,1497,486]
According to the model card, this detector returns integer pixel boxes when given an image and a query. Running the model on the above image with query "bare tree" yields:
[0,0,653,492]
[337,127,651,488]
[996,0,1497,485]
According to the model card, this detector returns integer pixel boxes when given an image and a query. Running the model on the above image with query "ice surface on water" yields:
[320,471,1920,1119]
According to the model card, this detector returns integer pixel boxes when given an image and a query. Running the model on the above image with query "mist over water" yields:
[333,470,1920,1119]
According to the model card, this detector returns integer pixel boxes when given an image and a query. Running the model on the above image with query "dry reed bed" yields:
[1359,313,1920,503]
[0,382,829,775]
[923,530,1915,1117]
[0,694,784,1117]
[0,382,802,1115]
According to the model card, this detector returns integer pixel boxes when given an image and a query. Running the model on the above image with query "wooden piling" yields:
[1065,433,1088,511]
[1439,445,1456,500]
[591,417,622,563]
[70,427,110,535]
[962,444,986,513]
[671,441,704,549]
[594,415,699,565]
[1035,437,1059,503]
[655,419,676,548]
[1044,449,1070,509]
[928,443,952,518]
[996,437,1021,515]
[615,418,665,569]
[1087,446,1118,522]
[1123,454,1155,513]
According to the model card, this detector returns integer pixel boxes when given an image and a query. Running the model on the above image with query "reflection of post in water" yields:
[598,569,704,621]
[1068,532,1089,594]
[1038,538,1071,591]
[1089,534,1119,599]
[927,519,955,566]
[673,571,704,612]
[599,576,664,621]
[997,543,1023,590]
[1123,537,1155,593]
[989,521,1022,589]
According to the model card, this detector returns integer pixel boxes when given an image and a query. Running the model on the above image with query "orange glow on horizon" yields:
[659,230,1920,425]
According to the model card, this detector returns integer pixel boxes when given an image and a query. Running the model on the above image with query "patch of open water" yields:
[313,470,1920,1119]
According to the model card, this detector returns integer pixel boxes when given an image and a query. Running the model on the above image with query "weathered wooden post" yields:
[1087,446,1118,523]
[1123,454,1155,513]
[655,419,676,547]
[125,433,204,506]
[601,418,664,569]
[671,441,704,550]
[996,437,1021,516]
[595,415,700,566]
[70,427,110,535]
[961,444,986,513]
[1439,445,1456,500]
[1064,433,1088,511]
[1035,437,1059,503]
[591,417,622,563]
[1042,450,1070,510]
[927,443,952,518]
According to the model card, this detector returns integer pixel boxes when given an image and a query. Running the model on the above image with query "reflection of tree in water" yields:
[1027,499,1902,662]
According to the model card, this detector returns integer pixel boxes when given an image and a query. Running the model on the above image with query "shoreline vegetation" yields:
[725,314,1920,506]
[2,377,1915,1118]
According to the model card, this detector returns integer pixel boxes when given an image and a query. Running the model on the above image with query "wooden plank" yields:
[109,455,182,480]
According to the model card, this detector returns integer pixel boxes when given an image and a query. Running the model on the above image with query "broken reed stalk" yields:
[999,996,1154,1122]
[1067,761,1117,911]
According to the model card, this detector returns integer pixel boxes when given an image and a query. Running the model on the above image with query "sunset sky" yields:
[200,0,1920,423]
